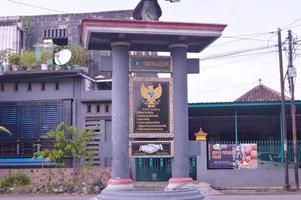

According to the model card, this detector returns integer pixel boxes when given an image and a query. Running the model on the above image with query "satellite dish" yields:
[54,49,72,66]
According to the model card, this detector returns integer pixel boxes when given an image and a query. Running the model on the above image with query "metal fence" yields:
[208,140,301,167]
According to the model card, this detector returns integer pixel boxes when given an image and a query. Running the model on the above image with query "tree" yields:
[34,123,99,183]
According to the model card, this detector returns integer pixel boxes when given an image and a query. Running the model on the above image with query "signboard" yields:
[130,141,174,157]
[132,80,170,134]
[130,56,171,73]
[208,143,257,169]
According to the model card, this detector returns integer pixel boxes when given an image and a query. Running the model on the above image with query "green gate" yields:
[135,157,197,182]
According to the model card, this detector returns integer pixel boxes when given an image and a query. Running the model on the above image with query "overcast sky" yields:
[1,0,301,103]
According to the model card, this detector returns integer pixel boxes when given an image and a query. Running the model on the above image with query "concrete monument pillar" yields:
[107,41,133,190]
[167,43,193,190]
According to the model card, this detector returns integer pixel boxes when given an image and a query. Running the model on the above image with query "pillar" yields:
[108,41,133,189]
[167,43,193,189]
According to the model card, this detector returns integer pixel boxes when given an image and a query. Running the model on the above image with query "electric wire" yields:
[4,0,67,14]
[283,16,301,30]
[201,51,277,70]
[200,45,277,61]
[190,81,258,95]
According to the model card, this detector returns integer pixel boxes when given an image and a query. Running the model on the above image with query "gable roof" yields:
[235,84,289,102]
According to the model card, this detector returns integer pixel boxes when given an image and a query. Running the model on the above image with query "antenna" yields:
[54,49,72,66]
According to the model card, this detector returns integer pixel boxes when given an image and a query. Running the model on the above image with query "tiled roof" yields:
[235,84,289,102]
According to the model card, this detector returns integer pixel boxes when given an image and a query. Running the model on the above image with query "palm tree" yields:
[0,126,11,135]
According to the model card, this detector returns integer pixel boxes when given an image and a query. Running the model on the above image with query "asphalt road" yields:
[211,194,301,200]
[1,194,301,200]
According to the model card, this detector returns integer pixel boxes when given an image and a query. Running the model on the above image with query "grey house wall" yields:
[30,10,132,48]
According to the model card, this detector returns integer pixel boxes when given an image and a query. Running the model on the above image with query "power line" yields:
[200,45,277,61]
[201,51,276,70]
[4,0,67,14]
[222,31,274,38]
[283,16,301,30]
[190,81,257,95]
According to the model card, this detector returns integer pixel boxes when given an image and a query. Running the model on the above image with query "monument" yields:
[81,0,226,199]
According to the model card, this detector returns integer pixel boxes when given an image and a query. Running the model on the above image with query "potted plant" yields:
[69,45,88,71]
[39,49,53,70]
[20,51,38,71]
[8,53,21,71]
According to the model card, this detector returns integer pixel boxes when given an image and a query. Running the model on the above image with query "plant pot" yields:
[41,63,48,70]
[55,65,62,70]
[12,65,18,71]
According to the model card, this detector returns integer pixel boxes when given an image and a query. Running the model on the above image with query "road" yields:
[210,194,301,200]
[1,194,301,200]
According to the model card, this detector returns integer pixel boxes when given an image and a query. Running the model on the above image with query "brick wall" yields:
[0,168,111,186]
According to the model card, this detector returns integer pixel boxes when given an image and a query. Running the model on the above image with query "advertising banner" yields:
[208,143,257,169]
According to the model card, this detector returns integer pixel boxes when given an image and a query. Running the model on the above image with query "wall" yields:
[30,10,132,48]
[197,141,301,188]
[0,79,75,101]
[0,168,111,186]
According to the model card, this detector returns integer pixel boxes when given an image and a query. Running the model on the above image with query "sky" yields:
[1,0,301,103]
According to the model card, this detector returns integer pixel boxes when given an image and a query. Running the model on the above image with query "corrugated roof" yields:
[235,84,289,102]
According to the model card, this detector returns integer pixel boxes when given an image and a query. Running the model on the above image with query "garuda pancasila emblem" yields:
[140,84,162,108]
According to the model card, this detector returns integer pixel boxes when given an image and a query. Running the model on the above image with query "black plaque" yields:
[131,142,172,157]
[133,81,169,133]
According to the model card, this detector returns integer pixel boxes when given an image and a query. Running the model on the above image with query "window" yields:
[96,105,100,113]
[14,83,18,91]
[105,104,110,113]
[41,82,45,91]
[87,105,91,113]
[27,82,32,91]
[55,82,59,90]
[97,82,112,90]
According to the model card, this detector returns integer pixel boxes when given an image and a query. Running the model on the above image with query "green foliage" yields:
[68,45,88,67]
[20,51,38,70]
[0,49,12,63]
[14,172,30,186]
[34,123,99,183]
[34,124,98,172]
[0,172,30,188]
[39,49,53,65]
[34,124,70,165]
[0,175,15,188]
[8,53,20,65]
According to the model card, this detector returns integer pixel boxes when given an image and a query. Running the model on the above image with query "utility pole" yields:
[288,29,299,190]
[278,28,289,190]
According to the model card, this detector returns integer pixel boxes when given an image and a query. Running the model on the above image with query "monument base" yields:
[165,177,196,191]
[105,178,134,191]
[96,188,206,200]
[95,178,207,200]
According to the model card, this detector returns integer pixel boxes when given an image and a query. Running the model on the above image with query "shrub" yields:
[0,172,30,188]
[14,172,30,186]
[20,51,38,70]
[8,53,20,65]
[0,175,15,188]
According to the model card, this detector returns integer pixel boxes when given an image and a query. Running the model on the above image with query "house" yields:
[188,83,301,141]
[0,10,133,167]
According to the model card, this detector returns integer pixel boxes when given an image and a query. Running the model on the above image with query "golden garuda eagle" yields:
[140,84,162,108]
